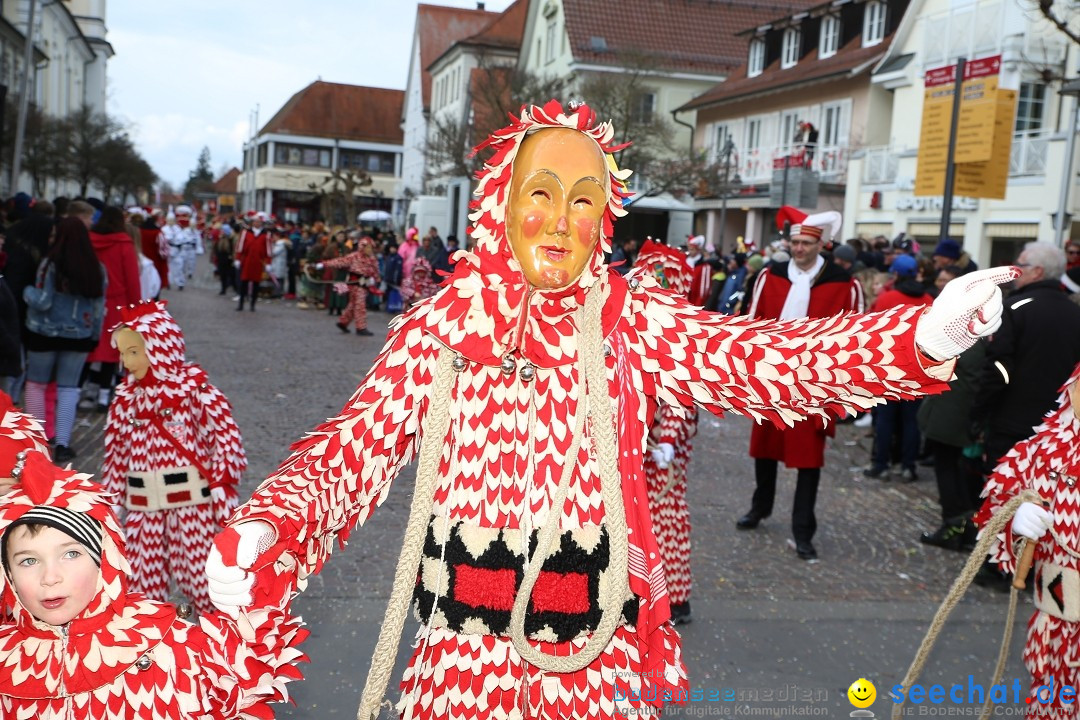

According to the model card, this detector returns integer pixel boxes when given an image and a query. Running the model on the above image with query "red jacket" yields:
[871,279,933,312]
[747,259,864,468]
[139,222,167,290]
[235,228,271,283]
[88,231,142,363]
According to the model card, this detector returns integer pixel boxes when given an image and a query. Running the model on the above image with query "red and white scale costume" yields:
[0,451,306,719]
[228,102,954,720]
[103,301,246,615]
[320,238,381,332]
[632,241,698,610]
[976,361,1080,716]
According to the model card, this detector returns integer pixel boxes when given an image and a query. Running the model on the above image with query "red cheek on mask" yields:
[573,218,598,247]
[522,211,547,239]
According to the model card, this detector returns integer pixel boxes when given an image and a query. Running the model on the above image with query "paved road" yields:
[72,277,1033,719]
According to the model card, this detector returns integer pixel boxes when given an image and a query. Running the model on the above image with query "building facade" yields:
[238,81,405,225]
[843,0,1077,265]
[682,0,909,252]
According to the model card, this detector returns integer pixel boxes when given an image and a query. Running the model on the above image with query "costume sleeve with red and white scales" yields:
[189,368,247,515]
[230,279,951,582]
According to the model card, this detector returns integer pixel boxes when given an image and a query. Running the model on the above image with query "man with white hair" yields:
[161,205,202,290]
[736,206,865,560]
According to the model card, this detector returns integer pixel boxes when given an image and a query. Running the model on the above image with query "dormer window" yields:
[820,15,840,58]
[748,38,765,77]
[863,1,886,46]
[781,28,801,69]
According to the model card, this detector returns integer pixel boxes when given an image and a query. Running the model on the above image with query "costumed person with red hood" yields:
[0,390,49,495]
[161,206,201,291]
[684,235,713,307]
[736,207,866,560]
[975,362,1080,715]
[0,449,307,718]
[234,213,272,312]
[102,301,246,615]
[400,256,439,309]
[633,239,698,625]
[313,235,381,336]
[206,101,1014,720]
[141,209,168,292]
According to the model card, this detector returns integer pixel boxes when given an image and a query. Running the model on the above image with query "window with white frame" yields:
[820,15,840,58]
[1014,82,1046,133]
[748,39,765,77]
[863,1,886,46]
[821,102,848,146]
[779,111,800,152]
[781,28,801,68]
[546,21,558,63]
[745,118,762,152]
[632,92,656,124]
[713,124,732,161]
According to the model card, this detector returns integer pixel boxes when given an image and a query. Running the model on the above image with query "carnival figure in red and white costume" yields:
[207,101,1015,720]
[315,236,381,336]
[234,213,272,312]
[633,239,698,624]
[0,450,306,719]
[161,205,202,291]
[0,390,49,494]
[976,362,1080,716]
[401,257,440,309]
[685,235,713,307]
[103,301,246,615]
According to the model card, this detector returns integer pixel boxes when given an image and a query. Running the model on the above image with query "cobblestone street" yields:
[73,277,1032,718]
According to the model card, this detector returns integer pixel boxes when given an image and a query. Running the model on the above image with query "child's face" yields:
[5,525,99,626]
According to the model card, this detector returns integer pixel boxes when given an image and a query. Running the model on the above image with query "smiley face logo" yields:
[848,678,876,708]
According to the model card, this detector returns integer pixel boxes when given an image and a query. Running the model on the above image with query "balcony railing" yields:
[738,144,850,184]
[1009,131,1049,177]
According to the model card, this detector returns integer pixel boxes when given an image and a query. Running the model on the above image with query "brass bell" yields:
[603,344,612,358]
[500,355,517,375]
[519,364,536,383]
[135,654,152,671]
[176,603,193,619]
[452,355,467,372]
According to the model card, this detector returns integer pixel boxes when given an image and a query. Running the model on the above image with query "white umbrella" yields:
[358,209,392,222]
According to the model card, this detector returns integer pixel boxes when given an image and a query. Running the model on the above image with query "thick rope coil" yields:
[508,285,631,672]
[356,348,457,720]
[892,489,1044,720]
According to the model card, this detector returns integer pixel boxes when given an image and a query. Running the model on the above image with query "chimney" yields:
[477,1,485,9]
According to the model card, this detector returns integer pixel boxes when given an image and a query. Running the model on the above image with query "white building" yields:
[238,81,405,225]
[843,0,1077,265]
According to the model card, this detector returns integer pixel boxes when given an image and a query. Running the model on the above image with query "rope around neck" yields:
[891,489,1043,720]
[356,348,457,720]
[507,285,631,672]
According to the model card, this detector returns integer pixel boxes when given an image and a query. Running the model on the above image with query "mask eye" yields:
[530,189,551,202]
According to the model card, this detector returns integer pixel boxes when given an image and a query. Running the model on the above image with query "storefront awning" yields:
[625,193,694,213]
[908,222,965,236]
[983,223,1039,238]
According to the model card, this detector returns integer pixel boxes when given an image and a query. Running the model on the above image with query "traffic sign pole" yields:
[940,57,966,243]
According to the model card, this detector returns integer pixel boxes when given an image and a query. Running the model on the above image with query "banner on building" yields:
[915,55,1016,199]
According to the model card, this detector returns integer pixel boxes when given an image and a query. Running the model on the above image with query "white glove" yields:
[651,442,675,469]
[233,260,241,269]
[914,267,1019,361]
[264,264,272,275]
[1012,502,1053,542]
[315,262,325,270]
[206,520,275,619]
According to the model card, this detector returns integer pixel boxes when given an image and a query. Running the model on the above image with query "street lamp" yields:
[1055,77,1080,247]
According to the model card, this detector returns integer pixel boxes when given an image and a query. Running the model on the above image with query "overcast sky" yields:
[107,0,516,188]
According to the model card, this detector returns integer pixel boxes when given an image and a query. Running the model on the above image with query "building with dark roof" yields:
[238,81,405,224]
[680,0,909,252]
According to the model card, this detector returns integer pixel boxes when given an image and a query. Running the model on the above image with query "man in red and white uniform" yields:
[685,235,713,307]
[161,205,201,291]
[735,206,865,561]
[233,212,272,311]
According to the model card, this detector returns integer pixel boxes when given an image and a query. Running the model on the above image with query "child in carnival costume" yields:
[975,361,1080,715]
[208,100,1016,720]
[102,300,246,615]
[400,257,440,309]
[632,239,698,625]
[0,449,306,718]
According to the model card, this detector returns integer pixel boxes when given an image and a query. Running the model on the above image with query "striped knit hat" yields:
[4,505,102,567]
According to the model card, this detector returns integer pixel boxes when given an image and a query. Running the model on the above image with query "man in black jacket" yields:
[971,241,1080,469]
